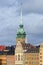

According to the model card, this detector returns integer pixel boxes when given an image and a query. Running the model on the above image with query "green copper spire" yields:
[20,5,23,25]
[16,3,26,38]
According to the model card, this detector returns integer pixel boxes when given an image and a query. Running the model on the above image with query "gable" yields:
[15,41,23,53]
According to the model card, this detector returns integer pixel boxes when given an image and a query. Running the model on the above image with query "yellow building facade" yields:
[40,43,43,65]
[25,53,39,65]
[0,55,15,65]
[0,55,7,65]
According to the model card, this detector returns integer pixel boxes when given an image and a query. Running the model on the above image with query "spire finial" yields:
[20,2,23,25]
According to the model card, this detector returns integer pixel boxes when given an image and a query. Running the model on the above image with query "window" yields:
[40,60,42,62]
[32,58,33,60]
[40,56,42,58]
[40,64,42,65]
[40,53,42,55]
[37,57,39,59]
[21,55,23,60]
[18,55,20,61]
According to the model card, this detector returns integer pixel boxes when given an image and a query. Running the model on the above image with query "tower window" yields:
[18,55,20,61]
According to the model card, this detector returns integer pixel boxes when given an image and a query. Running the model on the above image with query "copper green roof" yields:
[16,24,26,38]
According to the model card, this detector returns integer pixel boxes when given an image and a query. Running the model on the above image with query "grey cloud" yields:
[23,13,43,34]
[0,0,43,45]
[27,33,43,46]
[35,19,43,33]
[0,0,17,7]
[17,0,43,14]
[0,0,43,14]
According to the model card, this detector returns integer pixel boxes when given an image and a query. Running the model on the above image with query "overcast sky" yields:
[0,0,43,46]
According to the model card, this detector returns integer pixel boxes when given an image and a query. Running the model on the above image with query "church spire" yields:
[21,3,23,25]
[20,3,23,25]
[16,2,26,39]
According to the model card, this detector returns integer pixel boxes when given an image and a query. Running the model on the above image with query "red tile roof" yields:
[0,46,6,51]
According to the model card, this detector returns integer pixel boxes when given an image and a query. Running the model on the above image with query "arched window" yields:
[18,55,20,61]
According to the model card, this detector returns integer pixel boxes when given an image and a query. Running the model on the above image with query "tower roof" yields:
[17,24,26,38]
[16,3,26,38]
